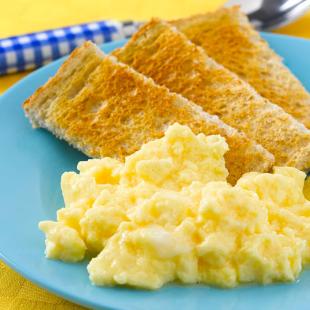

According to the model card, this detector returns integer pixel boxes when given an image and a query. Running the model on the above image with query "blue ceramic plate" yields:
[0,34,309,310]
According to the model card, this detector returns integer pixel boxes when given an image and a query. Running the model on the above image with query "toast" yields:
[24,41,105,128]
[172,6,310,129]
[23,42,274,183]
[114,19,310,171]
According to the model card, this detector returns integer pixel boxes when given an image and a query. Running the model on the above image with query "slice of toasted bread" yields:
[23,41,273,183]
[24,41,105,128]
[172,6,310,129]
[113,19,310,171]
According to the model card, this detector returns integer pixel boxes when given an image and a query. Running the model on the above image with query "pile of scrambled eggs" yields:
[39,123,310,289]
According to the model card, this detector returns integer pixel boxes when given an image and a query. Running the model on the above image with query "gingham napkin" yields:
[0,20,141,75]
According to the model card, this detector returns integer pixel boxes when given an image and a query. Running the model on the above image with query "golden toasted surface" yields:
[23,42,273,183]
[114,19,310,171]
[23,41,104,127]
[172,6,310,129]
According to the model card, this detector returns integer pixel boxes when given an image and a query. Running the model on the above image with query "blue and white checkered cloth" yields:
[0,20,140,75]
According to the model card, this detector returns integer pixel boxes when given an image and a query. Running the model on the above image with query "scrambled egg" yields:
[305,177,310,200]
[39,123,310,289]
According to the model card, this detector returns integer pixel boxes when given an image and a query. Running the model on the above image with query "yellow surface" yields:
[40,123,309,290]
[0,0,309,308]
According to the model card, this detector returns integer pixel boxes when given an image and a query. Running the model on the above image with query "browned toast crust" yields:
[23,42,274,183]
[172,6,310,129]
[114,19,310,170]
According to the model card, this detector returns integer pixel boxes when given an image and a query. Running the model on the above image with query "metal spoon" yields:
[225,0,310,30]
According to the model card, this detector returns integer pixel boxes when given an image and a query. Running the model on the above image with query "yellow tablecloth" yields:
[0,1,309,309]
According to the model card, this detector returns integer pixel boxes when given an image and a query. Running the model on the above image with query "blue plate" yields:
[0,34,310,310]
